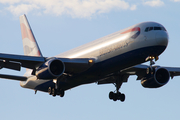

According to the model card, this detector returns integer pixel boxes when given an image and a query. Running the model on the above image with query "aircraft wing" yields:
[0,53,45,70]
[0,53,94,75]
[97,64,180,85]
[122,64,180,79]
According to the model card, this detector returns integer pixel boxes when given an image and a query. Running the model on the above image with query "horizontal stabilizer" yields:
[0,74,27,81]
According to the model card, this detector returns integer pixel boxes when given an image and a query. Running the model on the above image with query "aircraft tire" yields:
[113,94,117,101]
[48,87,52,95]
[109,91,114,100]
[59,90,65,97]
[120,93,125,102]
[52,88,57,97]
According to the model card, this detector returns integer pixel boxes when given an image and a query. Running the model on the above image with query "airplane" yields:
[0,14,180,102]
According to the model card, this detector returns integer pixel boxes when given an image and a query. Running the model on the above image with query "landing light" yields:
[89,59,93,63]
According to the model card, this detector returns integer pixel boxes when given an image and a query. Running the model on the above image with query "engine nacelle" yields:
[141,67,170,88]
[36,59,65,79]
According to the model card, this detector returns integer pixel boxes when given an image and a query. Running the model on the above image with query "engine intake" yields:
[141,67,170,88]
[36,59,65,79]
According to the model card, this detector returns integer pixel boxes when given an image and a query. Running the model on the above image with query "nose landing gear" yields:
[145,55,159,74]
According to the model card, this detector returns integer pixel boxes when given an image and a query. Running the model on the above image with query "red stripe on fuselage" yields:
[121,27,140,34]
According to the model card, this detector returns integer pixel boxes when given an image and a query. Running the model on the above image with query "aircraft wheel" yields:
[109,91,114,100]
[120,93,125,102]
[109,91,125,102]
[52,88,57,97]
[59,90,65,97]
[113,94,117,101]
[48,87,52,95]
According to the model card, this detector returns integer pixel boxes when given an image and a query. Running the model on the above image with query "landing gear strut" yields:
[109,75,126,102]
[145,56,159,74]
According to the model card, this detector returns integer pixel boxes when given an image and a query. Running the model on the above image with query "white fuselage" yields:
[56,22,168,62]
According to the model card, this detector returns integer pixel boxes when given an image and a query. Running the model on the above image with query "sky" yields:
[0,0,180,120]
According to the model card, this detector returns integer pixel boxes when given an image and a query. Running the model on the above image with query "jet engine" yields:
[141,67,170,88]
[36,58,65,79]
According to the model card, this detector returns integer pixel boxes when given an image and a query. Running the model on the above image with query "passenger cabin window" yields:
[144,26,167,32]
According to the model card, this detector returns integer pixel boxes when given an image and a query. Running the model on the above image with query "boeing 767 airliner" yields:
[0,14,180,102]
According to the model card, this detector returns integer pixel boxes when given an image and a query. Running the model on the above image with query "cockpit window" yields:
[154,27,161,30]
[145,27,149,32]
[149,27,153,31]
[161,27,166,31]
[145,26,167,32]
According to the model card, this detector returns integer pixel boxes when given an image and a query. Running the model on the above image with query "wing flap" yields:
[0,53,45,69]
[0,60,21,71]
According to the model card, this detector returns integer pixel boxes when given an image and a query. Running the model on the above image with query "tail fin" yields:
[20,14,43,57]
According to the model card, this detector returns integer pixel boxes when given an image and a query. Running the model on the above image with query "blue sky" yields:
[0,0,180,120]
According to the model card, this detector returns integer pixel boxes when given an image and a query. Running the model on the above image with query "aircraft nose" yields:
[155,31,169,46]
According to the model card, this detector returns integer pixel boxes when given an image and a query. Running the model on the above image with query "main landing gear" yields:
[48,87,65,97]
[109,75,125,102]
[109,91,125,102]
[48,79,65,97]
